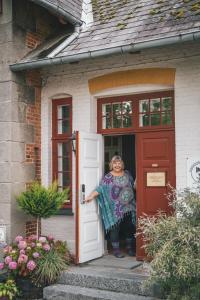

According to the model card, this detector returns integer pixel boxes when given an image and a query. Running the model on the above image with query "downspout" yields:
[47,25,81,58]
[10,31,200,72]
[30,0,82,25]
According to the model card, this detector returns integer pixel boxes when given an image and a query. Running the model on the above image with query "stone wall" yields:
[0,0,69,242]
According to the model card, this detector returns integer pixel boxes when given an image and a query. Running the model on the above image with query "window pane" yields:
[150,99,160,112]
[102,116,111,129]
[151,113,160,125]
[58,143,70,157]
[122,101,132,114]
[58,120,70,134]
[57,105,70,119]
[162,97,172,111]
[58,157,70,172]
[139,100,149,113]
[123,115,132,128]
[113,114,122,128]
[162,112,172,125]
[102,103,111,116]
[139,114,149,127]
[113,102,121,116]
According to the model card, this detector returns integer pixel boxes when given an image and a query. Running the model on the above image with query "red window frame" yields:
[97,91,174,134]
[52,97,72,208]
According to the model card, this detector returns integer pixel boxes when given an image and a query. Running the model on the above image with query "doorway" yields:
[104,134,136,255]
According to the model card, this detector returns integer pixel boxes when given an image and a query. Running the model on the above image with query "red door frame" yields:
[97,90,175,260]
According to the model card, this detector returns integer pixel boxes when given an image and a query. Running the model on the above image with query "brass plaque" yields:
[147,172,166,187]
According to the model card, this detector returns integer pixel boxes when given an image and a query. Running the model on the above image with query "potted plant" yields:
[1,235,71,299]
[16,181,68,238]
[0,279,19,300]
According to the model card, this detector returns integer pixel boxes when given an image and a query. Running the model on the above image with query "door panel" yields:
[76,132,104,263]
[136,130,175,260]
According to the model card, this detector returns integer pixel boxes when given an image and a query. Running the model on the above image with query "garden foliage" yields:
[0,235,70,287]
[138,186,200,300]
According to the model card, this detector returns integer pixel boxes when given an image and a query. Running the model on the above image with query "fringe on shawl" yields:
[96,185,136,233]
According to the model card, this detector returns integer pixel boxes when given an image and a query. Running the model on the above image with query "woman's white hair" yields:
[109,155,125,171]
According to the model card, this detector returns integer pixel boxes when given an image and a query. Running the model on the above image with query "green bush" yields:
[138,187,200,300]
[0,279,19,300]
[17,181,69,238]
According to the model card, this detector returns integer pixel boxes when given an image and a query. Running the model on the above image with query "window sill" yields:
[56,208,74,216]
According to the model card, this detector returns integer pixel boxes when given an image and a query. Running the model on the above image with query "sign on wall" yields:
[0,225,6,244]
[187,158,200,189]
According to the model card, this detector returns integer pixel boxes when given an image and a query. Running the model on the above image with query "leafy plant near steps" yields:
[0,279,19,300]
[31,249,68,286]
[138,186,200,300]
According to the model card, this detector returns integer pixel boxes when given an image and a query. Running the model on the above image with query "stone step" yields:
[43,284,160,300]
[57,266,153,297]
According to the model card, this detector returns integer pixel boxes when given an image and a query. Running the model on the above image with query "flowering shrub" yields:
[1,235,69,280]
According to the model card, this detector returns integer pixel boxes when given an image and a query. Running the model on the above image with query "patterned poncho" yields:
[96,171,136,232]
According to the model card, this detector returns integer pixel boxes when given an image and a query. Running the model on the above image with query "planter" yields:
[16,277,43,299]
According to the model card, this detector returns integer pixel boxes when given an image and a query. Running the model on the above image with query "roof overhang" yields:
[10,31,200,72]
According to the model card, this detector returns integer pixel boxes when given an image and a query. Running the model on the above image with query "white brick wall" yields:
[41,42,200,251]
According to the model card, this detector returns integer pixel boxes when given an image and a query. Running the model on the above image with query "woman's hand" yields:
[85,191,99,203]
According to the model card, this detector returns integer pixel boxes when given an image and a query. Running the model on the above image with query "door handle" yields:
[80,184,85,204]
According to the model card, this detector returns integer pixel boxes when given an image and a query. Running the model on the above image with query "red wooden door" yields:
[136,130,176,260]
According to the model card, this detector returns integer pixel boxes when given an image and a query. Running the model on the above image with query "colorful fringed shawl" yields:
[96,171,136,232]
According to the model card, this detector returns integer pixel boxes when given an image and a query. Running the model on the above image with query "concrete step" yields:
[57,265,153,297]
[43,284,160,300]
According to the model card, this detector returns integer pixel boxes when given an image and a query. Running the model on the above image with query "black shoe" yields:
[114,252,125,258]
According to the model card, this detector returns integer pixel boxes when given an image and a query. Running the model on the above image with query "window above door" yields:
[97,91,174,134]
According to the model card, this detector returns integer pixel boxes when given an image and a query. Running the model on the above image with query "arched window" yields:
[52,97,72,208]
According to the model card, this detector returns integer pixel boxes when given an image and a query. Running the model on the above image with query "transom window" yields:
[139,96,173,127]
[97,91,174,133]
[102,101,133,129]
[52,98,72,208]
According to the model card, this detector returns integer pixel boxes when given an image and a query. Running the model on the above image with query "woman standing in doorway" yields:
[85,155,136,258]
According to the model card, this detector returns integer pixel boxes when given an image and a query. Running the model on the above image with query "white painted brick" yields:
[41,42,200,244]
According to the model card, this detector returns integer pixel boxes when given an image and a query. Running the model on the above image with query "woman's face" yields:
[112,160,123,172]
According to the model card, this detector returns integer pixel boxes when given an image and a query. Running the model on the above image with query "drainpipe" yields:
[47,25,81,58]
[30,0,82,25]
[10,31,200,72]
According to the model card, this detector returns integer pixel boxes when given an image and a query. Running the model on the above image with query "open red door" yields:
[136,130,176,260]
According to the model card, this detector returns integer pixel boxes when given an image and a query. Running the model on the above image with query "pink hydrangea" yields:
[43,244,50,251]
[31,242,36,248]
[8,261,18,270]
[20,249,25,255]
[3,246,12,253]
[39,237,46,243]
[47,235,54,241]
[5,256,12,265]
[18,241,27,250]
[0,262,4,270]
[15,235,23,243]
[18,254,28,264]
[32,252,40,258]
[27,260,36,271]
[28,235,37,241]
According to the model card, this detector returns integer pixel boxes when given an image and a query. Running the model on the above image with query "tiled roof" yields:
[31,0,83,23]
[57,0,200,57]
[11,0,200,69]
